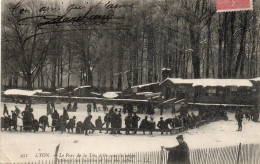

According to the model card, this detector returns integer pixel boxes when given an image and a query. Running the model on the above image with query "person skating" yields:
[148,116,155,135]
[67,102,72,112]
[15,106,20,117]
[235,110,243,131]
[93,102,97,112]
[11,110,18,131]
[39,115,49,131]
[72,102,78,112]
[83,115,95,135]
[116,109,122,134]
[87,103,92,115]
[46,102,52,116]
[51,101,55,110]
[104,112,111,134]
[3,104,9,117]
[125,113,132,135]
[161,135,190,164]
[110,109,117,134]
[51,110,60,131]
[139,116,149,134]
[132,112,140,134]
[59,115,67,134]
[95,116,104,133]
[160,104,164,115]
[63,107,69,121]
[66,116,76,133]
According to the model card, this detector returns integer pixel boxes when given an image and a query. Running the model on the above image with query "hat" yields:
[176,135,184,140]
[160,117,163,119]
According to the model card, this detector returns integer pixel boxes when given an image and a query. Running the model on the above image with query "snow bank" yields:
[103,92,118,98]
[3,89,42,96]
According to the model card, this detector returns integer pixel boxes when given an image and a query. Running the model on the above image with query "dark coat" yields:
[110,112,117,128]
[125,116,132,128]
[67,103,72,111]
[104,113,111,123]
[39,116,49,127]
[76,121,84,133]
[51,112,59,126]
[95,118,103,128]
[3,106,9,116]
[149,120,155,130]
[63,110,69,120]
[157,120,168,129]
[83,116,95,130]
[116,113,122,128]
[87,104,92,112]
[166,142,190,164]
[132,115,140,128]
[66,118,76,129]
[12,112,18,122]
[236,113,243,122]
[32,120,39,132]
[139,119,149,129]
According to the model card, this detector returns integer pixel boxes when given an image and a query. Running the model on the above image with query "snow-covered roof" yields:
[188,102,254,107]
[3,89,42,96]
[131,82,160,89]
[160,78,196,85]
[250,77,260,82]
[103,92,119,98]
[74,85,91,91]
[136,92,153,95]
[56,88,65,91]
[161,78,253,87]
[192,79,253,87]
[162,68,171,71]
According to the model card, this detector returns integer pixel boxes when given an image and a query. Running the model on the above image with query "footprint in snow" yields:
[73,140,78,143]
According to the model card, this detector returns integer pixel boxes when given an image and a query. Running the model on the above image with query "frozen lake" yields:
[1,102,260,163]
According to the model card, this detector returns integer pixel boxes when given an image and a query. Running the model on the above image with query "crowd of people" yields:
[1,102,236,135]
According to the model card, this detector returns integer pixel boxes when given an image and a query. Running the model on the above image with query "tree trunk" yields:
[206,15,212,78]
[190,28,201,79]
[228,12,236,78]
[223,13,228,78]
[218,15,223,79]
[51,60,56,91]
[234,12,249,78]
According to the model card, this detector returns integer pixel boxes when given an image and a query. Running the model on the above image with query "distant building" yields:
[160,78,256,105]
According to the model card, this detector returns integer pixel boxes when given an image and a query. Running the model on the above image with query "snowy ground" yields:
[1,102,260,163]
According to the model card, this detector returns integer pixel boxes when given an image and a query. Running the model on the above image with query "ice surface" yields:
[1,102,260,163]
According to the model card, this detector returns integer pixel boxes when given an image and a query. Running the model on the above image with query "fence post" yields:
[236,143,242,164]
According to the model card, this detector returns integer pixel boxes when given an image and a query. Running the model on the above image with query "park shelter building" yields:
[160,78,256,105]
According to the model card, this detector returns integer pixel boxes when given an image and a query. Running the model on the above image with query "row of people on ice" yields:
[2,103,228,134]
[47,101,156,115]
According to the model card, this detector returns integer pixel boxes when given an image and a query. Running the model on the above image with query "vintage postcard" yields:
[1,0,260,163]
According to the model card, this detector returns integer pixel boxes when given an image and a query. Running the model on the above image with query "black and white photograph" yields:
[1,0,260,163]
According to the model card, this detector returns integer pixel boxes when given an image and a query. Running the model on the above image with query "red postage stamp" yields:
[216,0,253,12]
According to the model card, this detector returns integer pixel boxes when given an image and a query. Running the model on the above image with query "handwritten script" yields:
[12,0,135,28]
